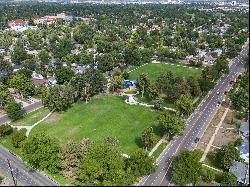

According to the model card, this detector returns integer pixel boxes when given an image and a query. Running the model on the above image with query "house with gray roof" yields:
[229,161,249,185]
[238,140,249,164]
[239,121,249,138]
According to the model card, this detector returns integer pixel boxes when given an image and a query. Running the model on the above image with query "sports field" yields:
[129,63,202,82]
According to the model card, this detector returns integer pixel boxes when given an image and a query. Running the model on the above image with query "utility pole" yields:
[7,159,17,186]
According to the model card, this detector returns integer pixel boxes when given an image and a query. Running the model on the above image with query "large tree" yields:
[172,150,202,186]
[138,73,150,98]
[55,66,75,85]
[220,172,237,186]
[157,112,185,138]
[22,133,60,173]
[76,143,130,186]
[84,68,106,95]
[216,144,240,170]
[6,101,25,121]
[126,148,156,177]
[141,127,159,150]
[42,84,75,112]
[175,93,194,117]
[60,139,92,179]
[10,74,35,97]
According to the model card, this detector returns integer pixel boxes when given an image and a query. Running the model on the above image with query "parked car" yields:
[224,91,228,95]
[194,137,200,143]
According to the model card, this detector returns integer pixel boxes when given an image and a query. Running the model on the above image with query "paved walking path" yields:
[122,93,176,112]
[200,107,230,162]
[149,135,167,157]
[202,164,223,173]
[12,109,55,136]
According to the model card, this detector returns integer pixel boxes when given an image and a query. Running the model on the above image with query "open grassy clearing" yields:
[10,107,50,126]
[129,63,202,82]
[30,96,162,154]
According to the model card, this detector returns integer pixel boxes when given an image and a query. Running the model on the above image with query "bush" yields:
[204,169,215,183]
[233,137,243,147]
[122,71,129,80]
[220,172,237,186]
[0,175,4,184]
[234,111,248,120]
[11,128,27,148]
[0,124,13,137]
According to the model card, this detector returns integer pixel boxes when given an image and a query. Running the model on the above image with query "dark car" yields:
[229,80,234,84]
[194,137,200,143]
[224,91,228,95]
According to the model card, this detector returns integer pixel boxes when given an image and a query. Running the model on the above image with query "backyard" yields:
[128,63,202,82]
[30,96,162,154]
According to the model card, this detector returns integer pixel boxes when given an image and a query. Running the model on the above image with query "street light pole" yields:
[7,159,17,186]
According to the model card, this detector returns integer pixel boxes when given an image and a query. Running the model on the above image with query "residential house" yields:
[238,140,249,164]
[203,55,216,65]
[27,50,38,56]
[4,55,11,62]
[229,161,249,185]
[7,19,28,28]
[0,70,6,78]
[0,49,5,54]
[33,17,56,25]
[32,71,44,80]
[213,49,223,56]
[239,121,249,138]
[13,64,23,73]
[47,77,57,86]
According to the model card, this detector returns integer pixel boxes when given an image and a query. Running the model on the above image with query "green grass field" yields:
[129,63,202,82]
[152,142,168,160]
[30,96,161,154]
[11,107,50,126]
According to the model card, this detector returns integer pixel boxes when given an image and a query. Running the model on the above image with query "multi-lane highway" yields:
[0,145,59,186]
[139,40,249,186]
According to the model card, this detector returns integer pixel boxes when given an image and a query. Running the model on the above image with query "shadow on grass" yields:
[206,152,223,171]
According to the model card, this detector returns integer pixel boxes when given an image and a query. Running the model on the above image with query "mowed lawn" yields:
[129,63,202,82]
[30,96,159,154]
[11,107,50,126]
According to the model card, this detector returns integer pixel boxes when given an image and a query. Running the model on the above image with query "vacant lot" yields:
[30,96,161,154]
[197,105,241,169]
[129,63,202,82]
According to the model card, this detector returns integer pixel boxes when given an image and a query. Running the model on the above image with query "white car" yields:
[216,91,220,95]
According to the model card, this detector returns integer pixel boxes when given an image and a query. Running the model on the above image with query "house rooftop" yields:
[240,122,249,133]
[229,161,249,185]
[239,141,249,155]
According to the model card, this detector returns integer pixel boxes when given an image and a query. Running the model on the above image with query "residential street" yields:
[0,145,58,186]
[139,40,249,186]
[0,101,43,125]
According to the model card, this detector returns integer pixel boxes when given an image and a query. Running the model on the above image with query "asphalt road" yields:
[139,40,249,186]
[0,145,59,186]
[0,101,43,125]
